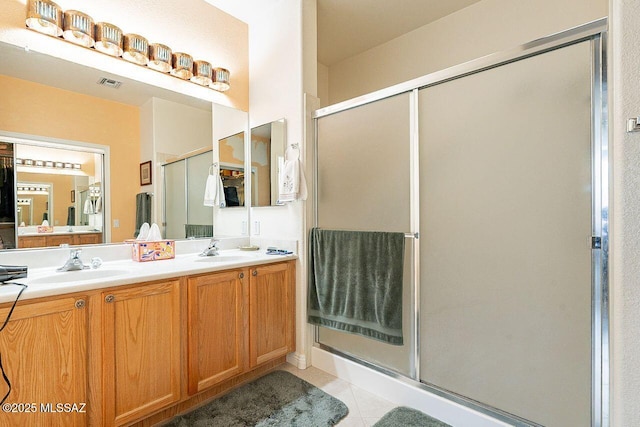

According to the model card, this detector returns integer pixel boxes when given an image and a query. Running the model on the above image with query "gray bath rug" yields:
[164,370,348,426]
[374,406,452,427]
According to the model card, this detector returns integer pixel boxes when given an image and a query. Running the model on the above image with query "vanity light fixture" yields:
[62,10,94,47]
[122,33,149,65]
[26,0,63,37]
[210,67,231,92]
[171,52,193,80]
[25,3,231,92]
[95,22,123,57]
[148,43,172,73]
[191,60,213,86]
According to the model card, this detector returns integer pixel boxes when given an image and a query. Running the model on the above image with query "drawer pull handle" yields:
[239,272,244,279]
[105,294,115,303]
[75,299,85,309]
[252,270,257,277]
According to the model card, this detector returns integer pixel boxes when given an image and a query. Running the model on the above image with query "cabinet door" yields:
[187,269,248,394]
[102,280,181,426]
[17,235,46,248]
[0,296,88,427]
[249,261,295,367]
[48,235,74,247]
[75,233,102,245]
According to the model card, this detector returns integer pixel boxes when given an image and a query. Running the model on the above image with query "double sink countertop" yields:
[0,238,297,304]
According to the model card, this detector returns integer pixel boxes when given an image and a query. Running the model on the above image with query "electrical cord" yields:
[0,282,27,405]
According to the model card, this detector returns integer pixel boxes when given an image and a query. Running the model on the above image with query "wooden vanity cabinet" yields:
[18,232,102,249]
[0,295,89,427]
[186,269,249,395]
[101,279,181,427]
[249,261,295,368]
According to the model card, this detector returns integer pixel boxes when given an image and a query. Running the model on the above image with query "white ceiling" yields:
[317,0,482,66]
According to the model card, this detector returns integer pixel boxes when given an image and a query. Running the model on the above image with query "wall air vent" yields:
[97,77,122,89]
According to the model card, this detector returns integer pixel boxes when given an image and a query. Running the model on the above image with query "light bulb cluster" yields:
[25,0,231,92]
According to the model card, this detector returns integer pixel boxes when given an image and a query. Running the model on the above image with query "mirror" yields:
[219,131,246,207]
[16,182,51,226]
[250,119,286,207]
[13,143,105,249]
[0,41,249,249]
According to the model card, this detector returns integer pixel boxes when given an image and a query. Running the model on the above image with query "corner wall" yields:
[610,0,640,425]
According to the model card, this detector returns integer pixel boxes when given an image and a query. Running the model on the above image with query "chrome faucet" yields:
[199,238,220,257]
[57,249,89,272]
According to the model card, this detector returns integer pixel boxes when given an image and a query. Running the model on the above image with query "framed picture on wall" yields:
[140,161,152,185]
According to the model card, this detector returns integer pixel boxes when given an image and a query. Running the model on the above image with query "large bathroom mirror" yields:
[0,40,248,249]
[250,118,286,207]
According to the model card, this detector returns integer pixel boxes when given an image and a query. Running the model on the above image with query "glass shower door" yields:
[315,93,415,377]
[418,41,593,426]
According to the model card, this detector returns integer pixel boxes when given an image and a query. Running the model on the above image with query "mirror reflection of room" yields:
[11,143,104,248]
[219,131,246,207]
[250,119,285,207]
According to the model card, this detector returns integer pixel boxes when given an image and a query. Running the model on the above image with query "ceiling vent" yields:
[97,77,122,89]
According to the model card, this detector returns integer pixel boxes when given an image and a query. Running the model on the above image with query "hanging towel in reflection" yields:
[134,193,152,237]
[223,186,240,207]
[278,145,307,203]
[95,196,103,214]
[308,228,405,345]
[67,206,75,226]
[203,173,226,208]
[83,198,94,215]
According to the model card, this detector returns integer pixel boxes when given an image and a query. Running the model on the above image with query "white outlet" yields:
[253,221,260,235]
[113,219,120,228]
[242,221,248,235]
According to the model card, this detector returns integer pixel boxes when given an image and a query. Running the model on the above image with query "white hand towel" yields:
[95,196,103,214]
[147,223,162,241]
[83,198,94,215]
[136,222,150,240]
[203,174,218,207]
[204,174,226,208]
[278,148,307,203]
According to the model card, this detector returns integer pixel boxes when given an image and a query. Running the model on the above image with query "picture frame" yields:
[140,161,152,185]
[71,190,75,203]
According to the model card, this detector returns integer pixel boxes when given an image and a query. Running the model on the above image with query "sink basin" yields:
[29,269,130,284]
[195,255,253,263]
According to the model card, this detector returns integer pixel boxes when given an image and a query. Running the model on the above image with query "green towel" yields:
[308,228,405,345]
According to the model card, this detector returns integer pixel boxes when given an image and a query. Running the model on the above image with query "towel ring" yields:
[209,163,219,175]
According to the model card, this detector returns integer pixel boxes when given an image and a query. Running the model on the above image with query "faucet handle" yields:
[209,238,220,248]
[70,248,82,259]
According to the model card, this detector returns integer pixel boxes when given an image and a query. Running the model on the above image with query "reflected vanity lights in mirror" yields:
[250,118,285,207]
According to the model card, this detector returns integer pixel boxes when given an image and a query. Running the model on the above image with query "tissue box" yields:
[131,240,176,262]
[37,226,54,233]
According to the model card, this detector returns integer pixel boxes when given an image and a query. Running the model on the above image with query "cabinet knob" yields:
[239,272,244,279]
[105,294,115,303]
[252,270,258,277]
[75,299,86,309]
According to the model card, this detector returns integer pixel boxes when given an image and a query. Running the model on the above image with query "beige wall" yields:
[0,75,140,242]
[611,0,640,425]
[324,0,608,104]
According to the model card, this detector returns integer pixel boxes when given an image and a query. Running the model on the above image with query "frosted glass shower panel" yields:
[418,41,592,426]
[164,160,187,240]
[187,151,213,226]
[316,93,410,232]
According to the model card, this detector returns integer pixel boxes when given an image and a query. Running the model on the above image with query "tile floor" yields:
[281,363,398,426]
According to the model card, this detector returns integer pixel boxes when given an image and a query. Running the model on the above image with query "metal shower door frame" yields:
[312,18,608,427]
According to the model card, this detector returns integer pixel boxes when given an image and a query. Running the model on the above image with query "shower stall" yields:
[312,20,607,427]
